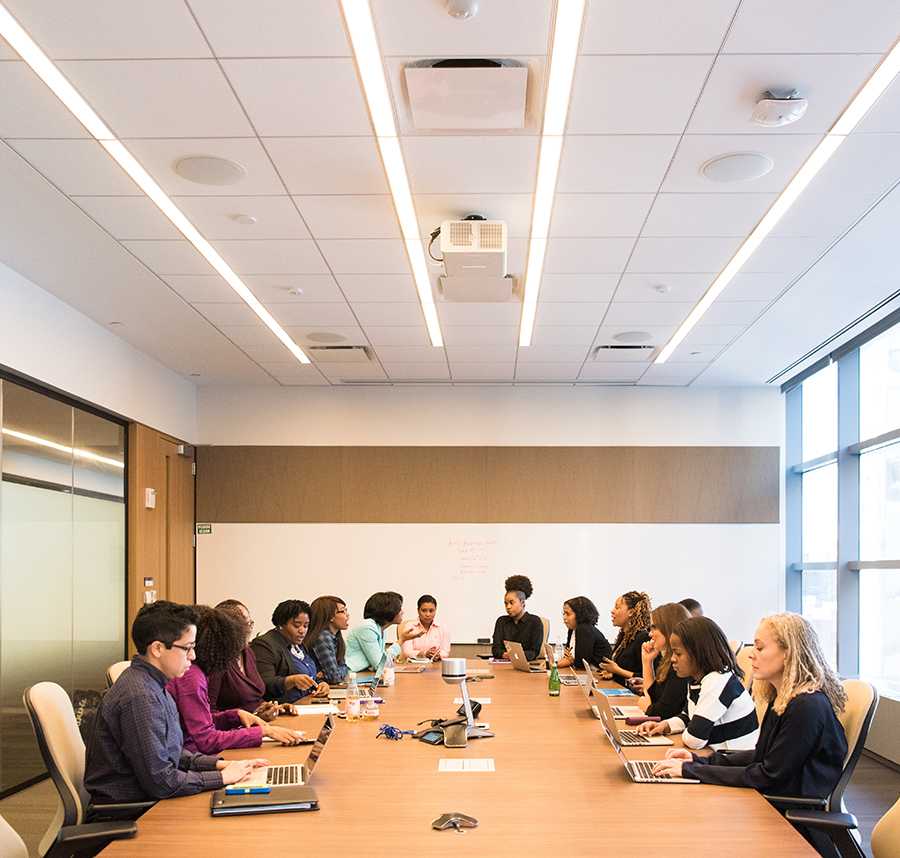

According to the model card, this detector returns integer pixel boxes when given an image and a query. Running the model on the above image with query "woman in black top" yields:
[652,612,848,802]
[491,575,544,661]
[556,596,611,669]
[600,590,651,686]
[639,601,691,718]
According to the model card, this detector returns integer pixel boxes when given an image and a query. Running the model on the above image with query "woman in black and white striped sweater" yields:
[639,616,759,751]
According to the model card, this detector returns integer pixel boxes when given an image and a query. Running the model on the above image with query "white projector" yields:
[439,219,507,277]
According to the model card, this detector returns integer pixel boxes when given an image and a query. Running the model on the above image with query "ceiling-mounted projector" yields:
[437,217,514,302]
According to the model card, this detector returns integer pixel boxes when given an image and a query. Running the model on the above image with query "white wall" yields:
[1,261,196,441]
[198,384,783,446]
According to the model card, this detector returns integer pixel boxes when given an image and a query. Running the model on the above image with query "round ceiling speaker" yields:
[613,330,652,344]
[700,152,774,183]
[174,155,247,186]
[306,331,347,344]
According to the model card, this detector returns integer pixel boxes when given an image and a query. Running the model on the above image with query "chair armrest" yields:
[44,822,136,858]
[784,809,858,832]
[763,794,828,811]
[88,800,156,821]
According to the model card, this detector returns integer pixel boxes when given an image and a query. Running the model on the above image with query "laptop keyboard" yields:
[619,730,649,744]
[630,760,669,780]
[266,765,300,786]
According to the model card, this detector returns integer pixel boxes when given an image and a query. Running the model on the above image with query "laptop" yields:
[329,661,384,698]
[504,640,545,673]
[241,715,335,788]
[596,693,672,746]
[604,724,699,784]
[582,661,644,719]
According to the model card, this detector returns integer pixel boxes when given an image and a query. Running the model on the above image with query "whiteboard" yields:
[197,523,782,646]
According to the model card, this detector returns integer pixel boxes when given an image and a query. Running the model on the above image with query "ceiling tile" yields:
[337,274,418,302]
[188,0,351,57]
[264,138,388,195]
[595,324,676,345]
[568,56,713,134]
[551,194,655,237]
[532,325,599,346]
[222,59,371,136]
[0,63,91,138]
[644,193,777,237]
[286,325,369,346]
[700,301,769,326]
[71,196,181,239]
[371,0,551,55]
[857,77,900,132]
[688,53,882,135]
[441,326,518,346]
[383,363,451,381]
[372,346,447,364]
[515,363,583,381]
[590,345,657,363]
[666,343,726,364]
[353,303,425,326]
[364,326,430,346]
[582,0,738,53]
[318,240,410,274]
[742,236,826,273]
[615,273,713,302]
[3,0,210,58]
[294,195,400,239]
[516,344,591,363]
[8,140,140,195]
[578,362,645,381]
[239,341,309,361]
[627,237,741,272]
[558,136,679,193]
[720,272,788,301]
[451,363,515,381]
[638,363,704,385]
[437,302,522,326]
[724,0,900,53]
[123,239,213,275]
[680,324,746,346]
[544,238,633,273]
[403,137,539,194]
[191,302,259,326]
[267,302,358,327]
[59,60,252,138]
[172,196,310,240]
[415,194,533,238]
[212,239,329,274]
[164,274,345,303]
[444,344,517,363]
[535,302,609,326]
[127,138,285,196]
[257,362,330,385]
[218,323,283,347]
[604,302,692,327]
[538,274,619,303]
[319,362,387,382]
[662,133,823,193]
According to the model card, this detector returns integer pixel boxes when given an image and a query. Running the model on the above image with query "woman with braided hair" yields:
[600,590,652,686]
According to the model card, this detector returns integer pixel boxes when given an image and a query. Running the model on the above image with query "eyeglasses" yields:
[168,642,196,653]
[334,608,348,615]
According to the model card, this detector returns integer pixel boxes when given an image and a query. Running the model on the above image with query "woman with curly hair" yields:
[167,606,304,754]
[600,590,652,686]
[491,574,544,661]
[651,613,847,804]
[556,596,612,669]
[639,602,691,718]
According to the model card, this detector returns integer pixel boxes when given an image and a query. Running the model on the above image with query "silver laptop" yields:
[329,661,384,698]
[504,640,545,673]
[596,692,672,746]
[242,715,334,788]
[604,724,699,784]
[582,661,644,719]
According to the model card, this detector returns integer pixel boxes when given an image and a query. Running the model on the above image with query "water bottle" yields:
[346,672,361,721]
[553,642,564,665]
[548,662,561,697]
[383,650,396,687]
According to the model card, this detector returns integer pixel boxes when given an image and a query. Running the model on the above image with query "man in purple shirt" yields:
[85,601,267,804]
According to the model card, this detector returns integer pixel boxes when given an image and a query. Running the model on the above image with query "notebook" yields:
[210,784,319,816]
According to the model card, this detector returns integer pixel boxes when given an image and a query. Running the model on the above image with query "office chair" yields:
[766,680,879,858]
[539,617,550,652]
[104,661,131,688]
[23,683,154,856]
[785,794,900,858]
[1,809,135,858]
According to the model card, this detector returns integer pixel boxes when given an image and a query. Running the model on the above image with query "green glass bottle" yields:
[548,662,561,697]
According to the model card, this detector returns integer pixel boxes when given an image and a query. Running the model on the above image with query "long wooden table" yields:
[103,662,816,856]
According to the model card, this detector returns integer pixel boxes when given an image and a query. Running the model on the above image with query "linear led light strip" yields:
[0,4,311,365]
[655,38,900,365]
[340,0,443,348]
[2,427,125,469]
[519,0,587,348]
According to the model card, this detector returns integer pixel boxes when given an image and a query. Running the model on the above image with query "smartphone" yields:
[418,730,444,745]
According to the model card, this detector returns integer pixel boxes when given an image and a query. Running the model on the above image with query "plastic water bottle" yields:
[383,650,396,687]
[548,662,561,697]
[346,672,361,721]
[553,642,564,665]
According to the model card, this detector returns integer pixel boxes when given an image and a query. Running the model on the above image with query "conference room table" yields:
[103,661,817,856]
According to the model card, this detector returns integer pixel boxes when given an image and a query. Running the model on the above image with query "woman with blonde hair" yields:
[600,590,652,686]
[651,612,848,800]
[639,602,691,719]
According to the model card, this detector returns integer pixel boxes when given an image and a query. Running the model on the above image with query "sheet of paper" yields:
[454,697,491,705]
[439,758,495,772]
[293,703,339,715]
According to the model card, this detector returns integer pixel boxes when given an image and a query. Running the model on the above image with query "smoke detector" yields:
[751,89,808,127]
[701,152,774,183]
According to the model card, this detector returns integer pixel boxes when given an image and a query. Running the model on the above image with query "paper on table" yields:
[293,703,339,715]
[453,697,491,705]
[438,758,495,772]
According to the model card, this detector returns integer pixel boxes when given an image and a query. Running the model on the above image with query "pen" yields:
[225,786,271,795]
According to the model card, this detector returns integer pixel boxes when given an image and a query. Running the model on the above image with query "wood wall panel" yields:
[196,445,779,524]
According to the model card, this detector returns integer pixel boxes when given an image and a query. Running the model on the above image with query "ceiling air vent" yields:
[308,345,373,364]
[592,345,656,360]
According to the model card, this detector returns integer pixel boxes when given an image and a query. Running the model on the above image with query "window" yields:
[860,444,900,561]
[802,569,837,670]
[859,570,900,697]
[860,322,900,440]
[801,464,837,562]
[802,361,838,460]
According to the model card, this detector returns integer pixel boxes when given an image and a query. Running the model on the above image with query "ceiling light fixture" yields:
[340,0,443,347]
[519,0,586,347]
[655,38,900,365]
[2,427,125,469]
[0,3,311,365]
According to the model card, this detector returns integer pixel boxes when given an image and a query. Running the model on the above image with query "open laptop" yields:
[241,715,335,788]
[329,661,384,699]
[596,692,672,746]
[573,667,639,720]
[604,723,699,784]
[504,640,545,673]
[582,661,644,718]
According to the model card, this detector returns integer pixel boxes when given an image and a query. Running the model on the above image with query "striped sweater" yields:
[664,670,759,751]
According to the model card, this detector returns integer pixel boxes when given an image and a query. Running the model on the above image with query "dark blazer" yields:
[645,656,690,719]
[249,628,294,701]
[610,629,650,686]
[566,623,612,668]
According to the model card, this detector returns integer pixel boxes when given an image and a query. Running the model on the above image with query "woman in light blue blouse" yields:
[345,591,423,673]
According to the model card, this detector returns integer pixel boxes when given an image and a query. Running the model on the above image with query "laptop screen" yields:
[304,715,334,779]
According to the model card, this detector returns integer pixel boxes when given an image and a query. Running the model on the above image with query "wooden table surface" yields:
[103,662,816,856]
